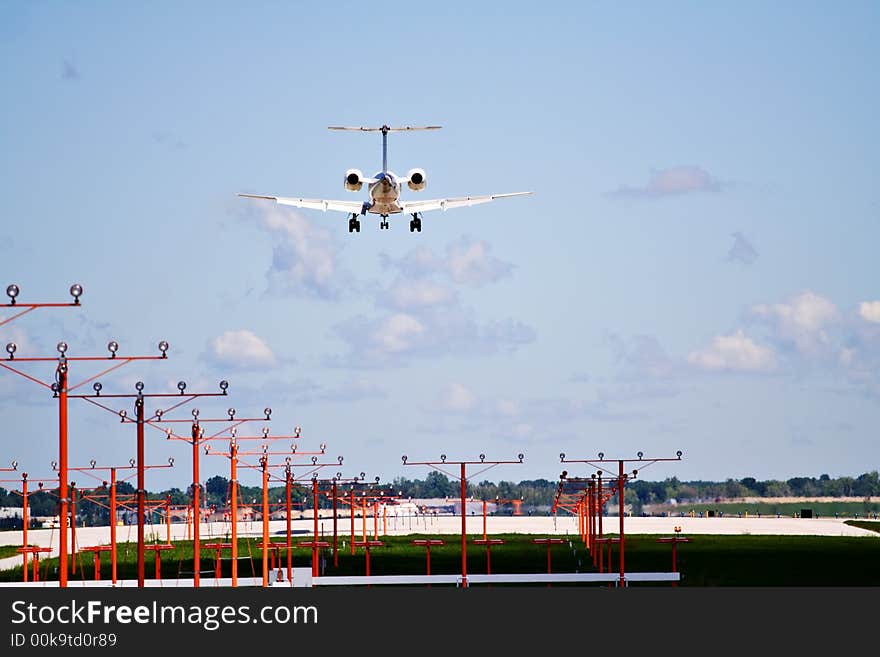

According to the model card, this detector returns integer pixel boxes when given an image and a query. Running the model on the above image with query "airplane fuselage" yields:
[367,171,403,216]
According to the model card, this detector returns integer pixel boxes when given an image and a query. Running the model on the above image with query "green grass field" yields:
[2,532,878,586]
[0,545,26,559]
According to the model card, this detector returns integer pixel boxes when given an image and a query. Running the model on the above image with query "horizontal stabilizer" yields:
[328,125,442,132]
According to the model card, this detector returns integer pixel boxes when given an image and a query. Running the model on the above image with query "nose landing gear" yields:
[379,218,390,230]
[409,213,422,232]
[348,213,361,233]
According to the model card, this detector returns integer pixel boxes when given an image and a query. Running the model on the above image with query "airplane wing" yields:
[238,193,363,214]
[400,191,533,213]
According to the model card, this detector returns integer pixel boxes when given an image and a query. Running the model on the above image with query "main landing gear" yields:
[379,219,390,230]
[348,213,361,233]
[409,213,422,232]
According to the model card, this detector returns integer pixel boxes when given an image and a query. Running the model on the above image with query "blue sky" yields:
[1,2,878,490]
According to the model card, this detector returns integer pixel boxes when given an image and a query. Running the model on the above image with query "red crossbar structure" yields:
[656,528,690,587]
[203,542,234,579]
[473,538,505,575]
[143,544,174,580]
[412,539,444,577]
[592,536,620,578]
[296,541,330,578]
[80,545,113,580]
[353,540,384,581]
[532,537,565,578]
[16,546,53,582]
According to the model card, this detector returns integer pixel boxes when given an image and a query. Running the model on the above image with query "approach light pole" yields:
[63,458,172,585]
[68,380,228,588]
[206,435,336,586]
[402,453,524,588]
[152,407,277,588]
[2,282,169,587]
[560,450,683,587]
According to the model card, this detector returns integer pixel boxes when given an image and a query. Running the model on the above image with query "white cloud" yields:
[443,383,477,411]
[446,237,513,286]
[331,306,535,368]
[687,329,776,372]
[839,347,856,367]
[511,423,534,439]
[749,290,838,353]
[0,326,38,358]
[496,399,520,416]
[207,329,276,369]
[372,313,425,354]
[859,301,880,324]
[382,279,456,310]
[380,246,442,278]
[381,237,514,288]
[606,333,677,379]
[609,166,721,199]
[261,206,349,300]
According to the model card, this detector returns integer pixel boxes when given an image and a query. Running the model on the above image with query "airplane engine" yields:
[406,168,427,191]
[344,168,364,192]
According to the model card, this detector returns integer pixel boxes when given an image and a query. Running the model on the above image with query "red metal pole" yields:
[110,468,117,585]
[460,462,467,588]
[165,495,171,544]
[361,496,366,543]
[597,474,603,570]
[70,484,77,575]
[21,474,28,582]
[312,478,319,577]
[191,424,200,588]
[350,488,355,556]
[155,549,161,580]
[672,541,678,587]
[364,544,371,578]
[58,365,69,588]
[483,499,487,541]
[136,395,146,588]
[230,440,238,587]
[486,543,492,575]
[618,460,625,587]
[373,500,378,540]
[588,483,594,557]
[94,551,100,580]
[286,470,292,583]
[262,458,269,587]
[332,480,338,567]
[426,544,432,576]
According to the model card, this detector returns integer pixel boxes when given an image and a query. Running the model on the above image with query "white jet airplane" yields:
[238,125,532,233]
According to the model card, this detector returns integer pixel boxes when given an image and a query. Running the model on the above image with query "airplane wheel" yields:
[355,221,360,232]
[409,221,415,232]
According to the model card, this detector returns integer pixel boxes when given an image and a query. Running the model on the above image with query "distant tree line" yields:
[1,471,877,527]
